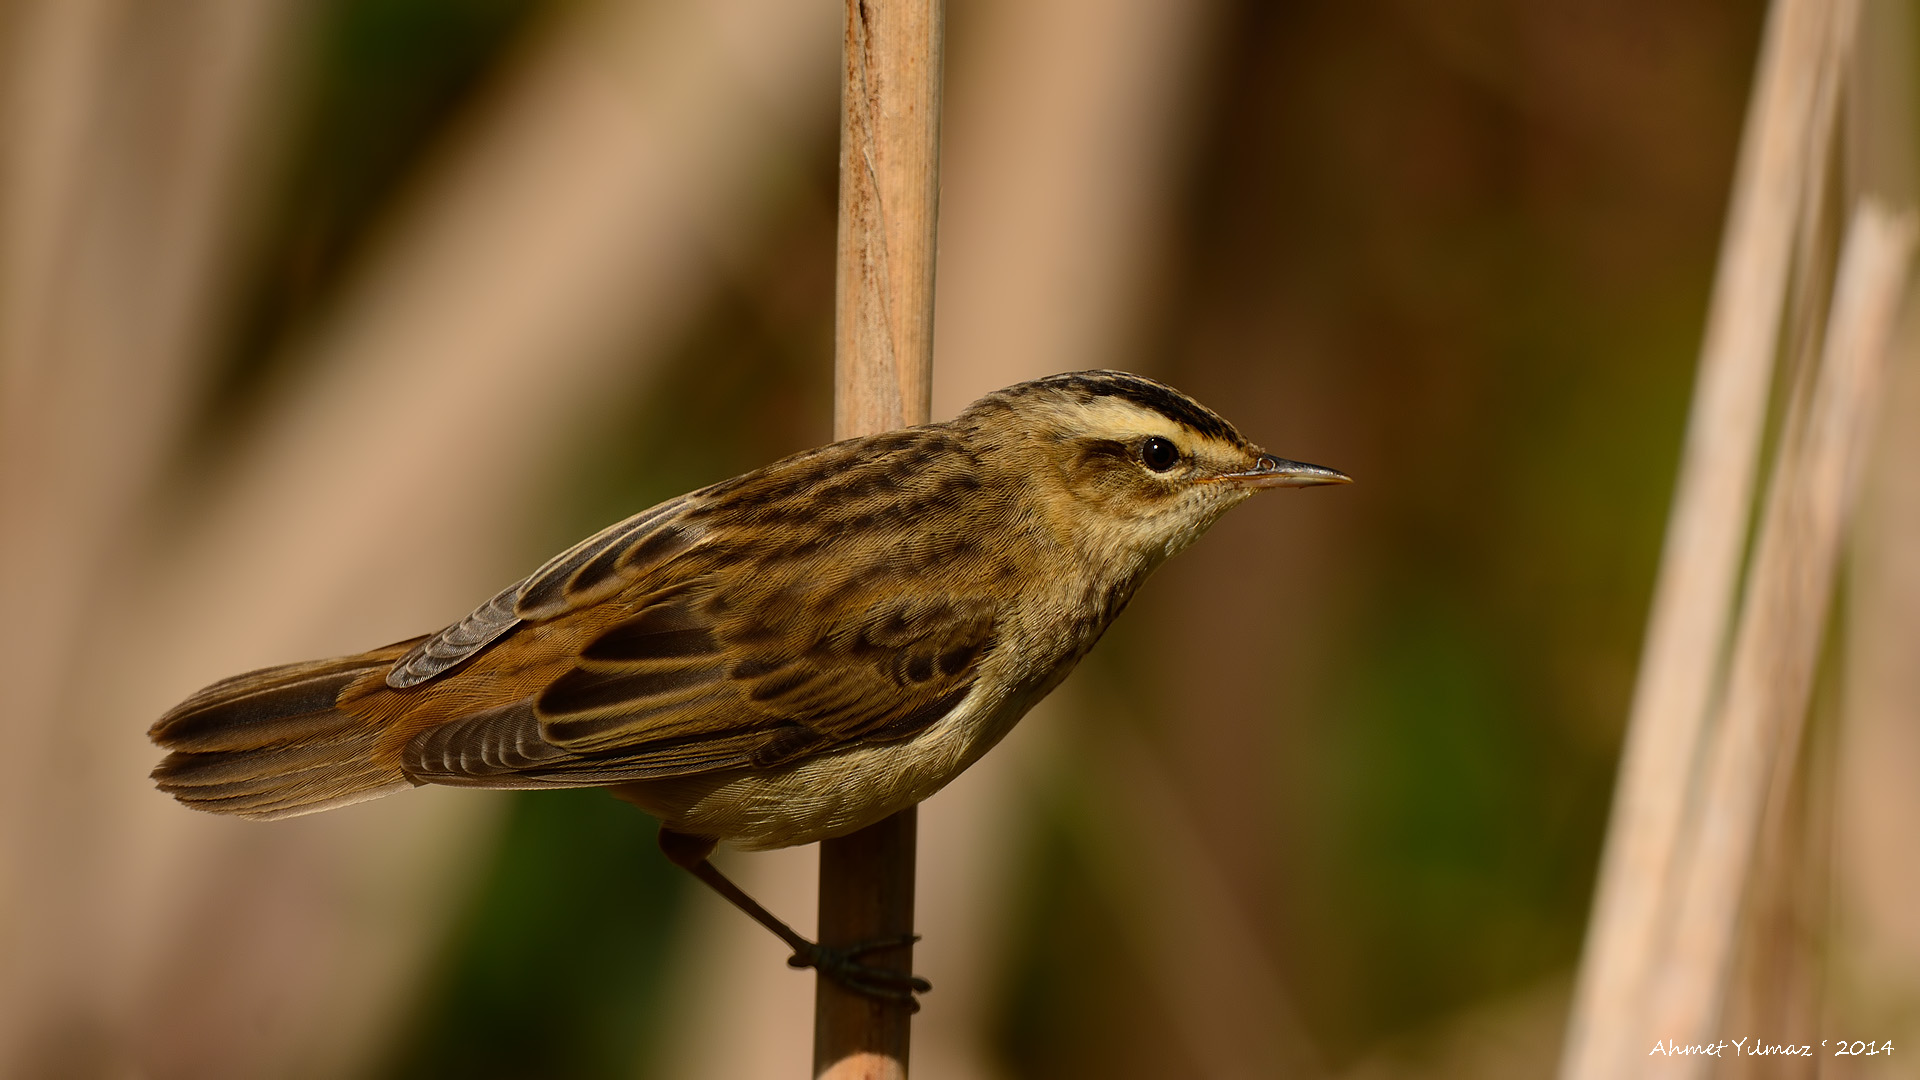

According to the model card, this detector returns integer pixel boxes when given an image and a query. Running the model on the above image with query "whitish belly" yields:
[612,685,1030,850]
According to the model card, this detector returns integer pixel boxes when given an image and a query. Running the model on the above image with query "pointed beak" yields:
[1222,454,1352,490]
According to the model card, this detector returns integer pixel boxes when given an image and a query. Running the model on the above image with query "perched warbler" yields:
[151,369,1348,1002]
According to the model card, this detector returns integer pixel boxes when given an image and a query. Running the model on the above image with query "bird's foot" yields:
[788,934,932,1010]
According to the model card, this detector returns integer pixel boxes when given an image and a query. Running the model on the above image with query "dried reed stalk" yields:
[1652,201,1914,1074]
[1824,0,1920,1057]
[830,0,943,439]
[1561,0,1847,1075]
[1560,0,1920,1070]
[817,1,943,1077]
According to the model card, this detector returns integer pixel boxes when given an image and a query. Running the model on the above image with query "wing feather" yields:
[384,493,704,690]
[402,699,793,786]
[387,583,521,688]
[515,494,699,618]
[390,429,1010,787]
[530,583,996,755]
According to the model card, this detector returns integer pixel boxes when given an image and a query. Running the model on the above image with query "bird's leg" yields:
[657,827,931,1008]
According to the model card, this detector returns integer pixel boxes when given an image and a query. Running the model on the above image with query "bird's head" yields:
[959,370,1350,572]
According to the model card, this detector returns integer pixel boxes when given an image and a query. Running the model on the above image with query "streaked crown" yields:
[960,370,1250,449]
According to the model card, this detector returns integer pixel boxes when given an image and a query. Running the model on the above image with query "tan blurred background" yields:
[1,0,1914,1077]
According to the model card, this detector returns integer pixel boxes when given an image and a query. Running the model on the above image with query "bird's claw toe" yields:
[789,934,931,1009]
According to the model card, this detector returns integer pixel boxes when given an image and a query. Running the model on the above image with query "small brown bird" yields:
[151,370,1346,1002]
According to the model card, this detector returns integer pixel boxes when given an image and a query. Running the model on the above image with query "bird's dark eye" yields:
[1139,436,1181,472]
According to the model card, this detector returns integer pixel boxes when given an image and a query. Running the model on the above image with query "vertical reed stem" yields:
[1559,1,1836,1074]
[1650,201,1914,1074]
[817,1,943,1077]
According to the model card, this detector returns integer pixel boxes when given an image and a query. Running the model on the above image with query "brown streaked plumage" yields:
[150,369,1348,1003]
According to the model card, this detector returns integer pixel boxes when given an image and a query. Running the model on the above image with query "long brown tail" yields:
[149,641,422,820]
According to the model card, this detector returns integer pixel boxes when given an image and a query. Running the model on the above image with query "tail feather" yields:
[154,741,380,793]
[150,643,422,820]
[151,655,375,751]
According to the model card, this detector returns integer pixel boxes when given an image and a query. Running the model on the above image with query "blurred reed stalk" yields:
[1561,0,1917,1075]
[2,0,835,1074]
[1072,705,1325,1079]
[1651,201,1911,1066]
[0,2,303,1071]
[817,0,944,1076]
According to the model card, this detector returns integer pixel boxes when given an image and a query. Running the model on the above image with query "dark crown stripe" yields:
[1034,370,1240,443]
